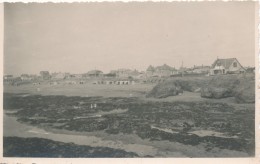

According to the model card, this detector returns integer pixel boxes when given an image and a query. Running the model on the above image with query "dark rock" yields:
[234,78,255,103]
[201,75,239,99]
[201,87,233,99]
[146,77,211,98]
[201,74,255,101]
[146,83,183,98]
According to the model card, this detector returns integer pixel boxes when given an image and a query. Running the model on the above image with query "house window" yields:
[233,62,237,67]
[217,62,221,66]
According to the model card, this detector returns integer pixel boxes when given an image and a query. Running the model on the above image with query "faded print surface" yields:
[3,2,256,157]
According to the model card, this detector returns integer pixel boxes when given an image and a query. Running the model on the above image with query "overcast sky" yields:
[4,2,256,76]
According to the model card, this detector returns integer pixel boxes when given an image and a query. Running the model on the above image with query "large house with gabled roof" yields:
[210,58,246,75]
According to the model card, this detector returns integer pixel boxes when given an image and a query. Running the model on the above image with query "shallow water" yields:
[189,130,239,139]
[151,125,179,134]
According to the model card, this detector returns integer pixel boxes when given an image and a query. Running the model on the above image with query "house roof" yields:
[104,73,116,76]
[40,71,49,74]
[156,64,173,70]
[116,68,132,72]
[4,75,13,77]
[87,70,103,75]
[21,74,30,77]
[146,65,155,71]
[211,58,238,69]
[179,67,193,72]
[193,65,210,69]
[147,64,177,71]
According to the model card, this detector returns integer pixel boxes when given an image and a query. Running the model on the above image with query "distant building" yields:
[51,72,66,80]
[87,70,103,78]
[192,65,210,74]
[69,74,83,79]
[103,73,117,78]
[40,71,50,80]
[146,66,156,77]
[3,75,22,85]
[136,71,146,79]
[29,74,39,81]
[146,64,178,77]
[110,69,140,78]
[64,73,71,79]
[4,75,15,84]
[20,74,32,81]
[3,75,13,80]
[92,79,135,85]
[245,67,255,73]
[178,67,192,74]
[210,58,246,75]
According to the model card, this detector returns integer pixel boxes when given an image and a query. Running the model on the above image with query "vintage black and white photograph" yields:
[3,2,256,158]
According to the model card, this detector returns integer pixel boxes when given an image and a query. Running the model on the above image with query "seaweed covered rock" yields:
[201,74,255,102]
[234,76,255,103]
[146,77,211,98]
[200,75,240,99]
[146,74,255,103]
[201,87,233,99]
[3,137,139,157]
[173,80,203,92]
[146,82,183,98]
[235,87,255,103]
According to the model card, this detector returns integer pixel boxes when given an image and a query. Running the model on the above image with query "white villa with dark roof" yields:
[210,58,246,75]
